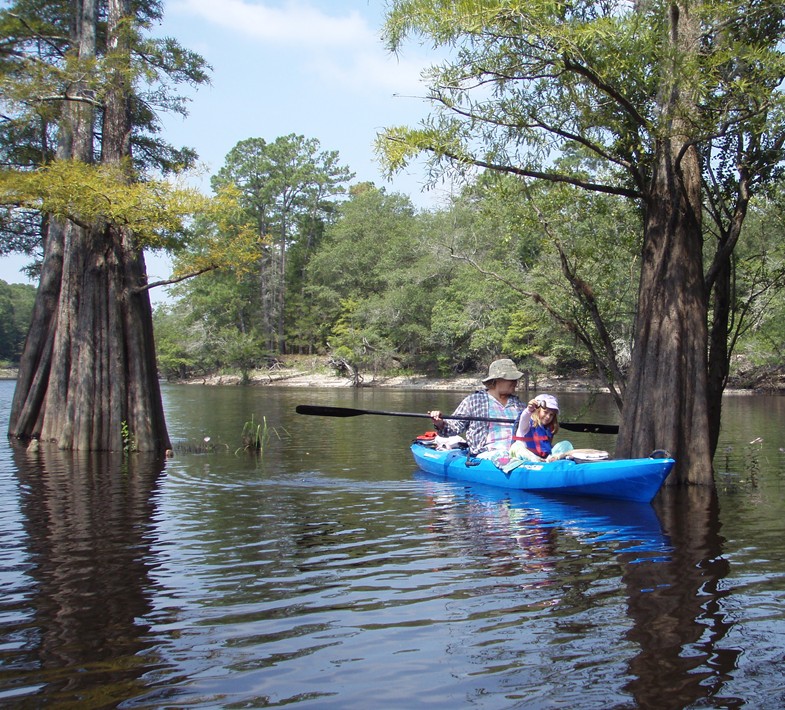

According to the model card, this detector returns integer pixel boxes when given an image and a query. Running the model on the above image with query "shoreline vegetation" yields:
[178,356,785,394]
[2,356,783,393]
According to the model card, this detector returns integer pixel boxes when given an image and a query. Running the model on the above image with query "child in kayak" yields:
[510,394,573,462]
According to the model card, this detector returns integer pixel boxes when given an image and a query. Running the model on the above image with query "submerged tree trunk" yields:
[10,225,169,452]
[706,257,731,457]
[8,0,170,453]
[616,137,712,484]
[616,2,713,485]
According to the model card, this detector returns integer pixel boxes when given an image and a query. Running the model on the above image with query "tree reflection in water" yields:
[623,486,740,709]
[8,443,167,707]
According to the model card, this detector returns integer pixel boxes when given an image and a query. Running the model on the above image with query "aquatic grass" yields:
[237,414,269,455]
[166,416,289,458]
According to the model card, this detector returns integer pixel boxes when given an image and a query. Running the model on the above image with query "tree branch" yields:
[562,56,648,129]
[423,140,641,199]
[430,88,637,177]
[7,13,69,57]
[136,264,218,293]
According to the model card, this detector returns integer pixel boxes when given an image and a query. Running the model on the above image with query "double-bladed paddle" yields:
[295,404,619,434]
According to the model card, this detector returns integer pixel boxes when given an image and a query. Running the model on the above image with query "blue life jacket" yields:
[513,423,553,458]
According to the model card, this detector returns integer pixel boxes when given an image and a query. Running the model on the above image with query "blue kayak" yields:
[411,443,675,503]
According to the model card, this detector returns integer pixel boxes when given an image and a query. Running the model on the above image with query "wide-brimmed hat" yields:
[535,393,559,412]
[482,358,524,383]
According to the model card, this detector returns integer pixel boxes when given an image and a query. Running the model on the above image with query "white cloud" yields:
[305,49,429,95]
[168,0,376,48]
[167,0,435,97]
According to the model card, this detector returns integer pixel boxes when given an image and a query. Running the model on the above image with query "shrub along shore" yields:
[174,356,785,394]
[2,359,782,393]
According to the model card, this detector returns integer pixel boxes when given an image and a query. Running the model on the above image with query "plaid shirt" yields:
[441,390,524,455]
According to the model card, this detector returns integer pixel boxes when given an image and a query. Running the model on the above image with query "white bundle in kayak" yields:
[566,448,609,462]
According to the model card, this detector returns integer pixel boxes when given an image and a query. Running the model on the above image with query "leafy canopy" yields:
[0,160,209,249]
[379,0,785,199]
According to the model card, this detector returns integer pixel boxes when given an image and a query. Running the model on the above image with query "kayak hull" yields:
[410,443,675,503]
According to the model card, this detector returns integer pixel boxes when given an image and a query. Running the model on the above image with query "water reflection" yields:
[1,384,784,707]
[625,487,740,709]
[410,474,683,704]
[415,472,671,555]
[411,477,746,709]
[4,442,166,707]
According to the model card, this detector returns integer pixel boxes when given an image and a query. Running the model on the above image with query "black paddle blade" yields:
[295,405,366,418]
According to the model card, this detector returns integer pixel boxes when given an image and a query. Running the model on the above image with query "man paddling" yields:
[428,358,526,457]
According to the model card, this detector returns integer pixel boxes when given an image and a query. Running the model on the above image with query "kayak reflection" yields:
[414,470,671,561]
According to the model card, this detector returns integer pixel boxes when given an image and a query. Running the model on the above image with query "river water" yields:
[1,380,784,709]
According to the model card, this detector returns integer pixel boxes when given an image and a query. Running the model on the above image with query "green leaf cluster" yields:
[0,159,209,248]
[0,0,211,270]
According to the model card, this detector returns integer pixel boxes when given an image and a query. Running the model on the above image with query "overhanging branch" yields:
[401,138,640,199]
[136,264,218,293]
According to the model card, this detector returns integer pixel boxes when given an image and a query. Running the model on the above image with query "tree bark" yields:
[615,3,713,485]
[8,0,170,453]
[616,139,712,484]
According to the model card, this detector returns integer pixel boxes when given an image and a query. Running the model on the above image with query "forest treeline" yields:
[0,280,35,365]
[152,135,785,386]
[3,128,783,388]
[3,0,785,467]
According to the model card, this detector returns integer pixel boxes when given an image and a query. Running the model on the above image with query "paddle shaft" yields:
[294,404,619,434]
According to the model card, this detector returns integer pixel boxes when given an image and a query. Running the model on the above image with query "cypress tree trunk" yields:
[616,138,712,484]
[8,0,170,453]
[615,2,713,485]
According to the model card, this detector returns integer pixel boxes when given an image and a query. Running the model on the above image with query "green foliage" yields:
[199,134,354,353]
[501,311,541,362]
[0,279,35,363]
[382,0,785,188]
[0,160,210,249]
[154,270,268,378]
[723,186,785,370]
[152,304,196,379]
[218,328,265,383]
[155,160,785,385]
[306,184,442,371]
[120,421,136,454]
[0,0,212,283]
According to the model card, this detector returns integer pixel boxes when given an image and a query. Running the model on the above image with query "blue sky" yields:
[1,0,448,293]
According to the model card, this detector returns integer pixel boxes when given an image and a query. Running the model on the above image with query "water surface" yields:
[1,381,784,708]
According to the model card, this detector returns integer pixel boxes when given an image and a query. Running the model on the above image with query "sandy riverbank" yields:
[181,358,610,392]
[2,363,596,391]
[178,358,785,394]
[3,359,783,392]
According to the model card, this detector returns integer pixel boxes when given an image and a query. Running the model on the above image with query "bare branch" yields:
[430,141,641,199]
[136,264,218,293]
